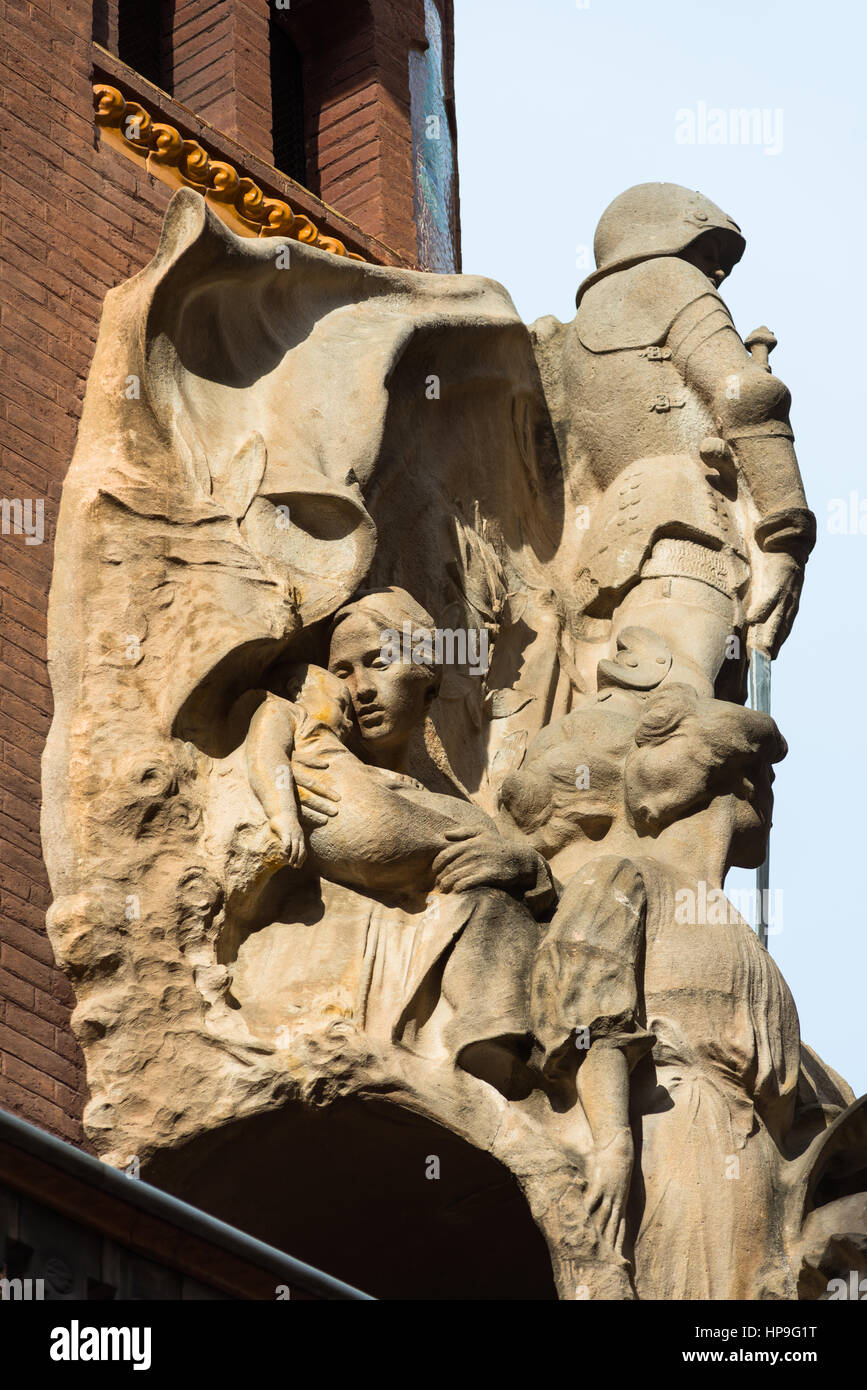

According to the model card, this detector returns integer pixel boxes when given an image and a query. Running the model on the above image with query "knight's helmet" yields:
[576,182,746,306]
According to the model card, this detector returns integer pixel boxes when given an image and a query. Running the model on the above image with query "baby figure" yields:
[246,664,354,868]
[245,663,432,883]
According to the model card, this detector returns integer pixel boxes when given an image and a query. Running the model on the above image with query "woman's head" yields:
[328,588,441,759]
[624,684,787,863]
[501,680,786,869]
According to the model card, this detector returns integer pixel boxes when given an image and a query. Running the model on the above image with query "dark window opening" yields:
[270,21,306,185]
[92,0,109,46]
[117,0,172,93]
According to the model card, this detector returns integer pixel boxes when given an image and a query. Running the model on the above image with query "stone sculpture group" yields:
[42,182,867,1299]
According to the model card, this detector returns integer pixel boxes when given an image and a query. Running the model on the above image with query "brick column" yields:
[287,0,425,264]
[172,0,273,166]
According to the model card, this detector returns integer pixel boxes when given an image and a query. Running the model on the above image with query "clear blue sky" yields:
[454,0,867,1094]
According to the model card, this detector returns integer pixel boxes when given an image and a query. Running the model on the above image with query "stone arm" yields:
[667,294,816,653]
[667,294,816,565]
[245,693,306,867]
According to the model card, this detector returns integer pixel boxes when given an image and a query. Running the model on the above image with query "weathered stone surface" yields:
[42,183,866,1299]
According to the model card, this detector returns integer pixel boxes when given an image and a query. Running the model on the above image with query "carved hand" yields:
[269,813,307,868]
[583,1126,633,1257]
[431,827,542,895]
[292,751,341,828]
[746,552,803,658]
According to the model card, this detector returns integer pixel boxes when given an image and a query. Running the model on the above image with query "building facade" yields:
[1,0,459,1295]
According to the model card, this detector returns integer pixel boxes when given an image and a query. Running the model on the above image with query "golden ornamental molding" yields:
[93,83,365,260]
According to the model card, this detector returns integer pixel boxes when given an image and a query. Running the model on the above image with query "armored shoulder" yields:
[575,257,723,353]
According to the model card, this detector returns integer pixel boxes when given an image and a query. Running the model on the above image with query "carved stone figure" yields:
[503,645,867,1299]
[533,182,816,698]
[40,184,865,1300]
[510,678,799,1296]
[233,587,553,1092]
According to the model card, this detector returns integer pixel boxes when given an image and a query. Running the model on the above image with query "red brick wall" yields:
[1,0,171,1148]
[0,0,439,1151]
[287,0,427,264]
[97,0,443,261]
[173,0,273,166]
[173,1,237,132]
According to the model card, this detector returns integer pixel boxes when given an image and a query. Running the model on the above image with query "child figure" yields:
[245,663,435,884]
[246,664,355,868]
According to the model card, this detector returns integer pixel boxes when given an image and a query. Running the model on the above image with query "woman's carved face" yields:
[328,612,433,753]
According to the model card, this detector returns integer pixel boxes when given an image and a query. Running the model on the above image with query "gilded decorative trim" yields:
[93,83,365,260]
